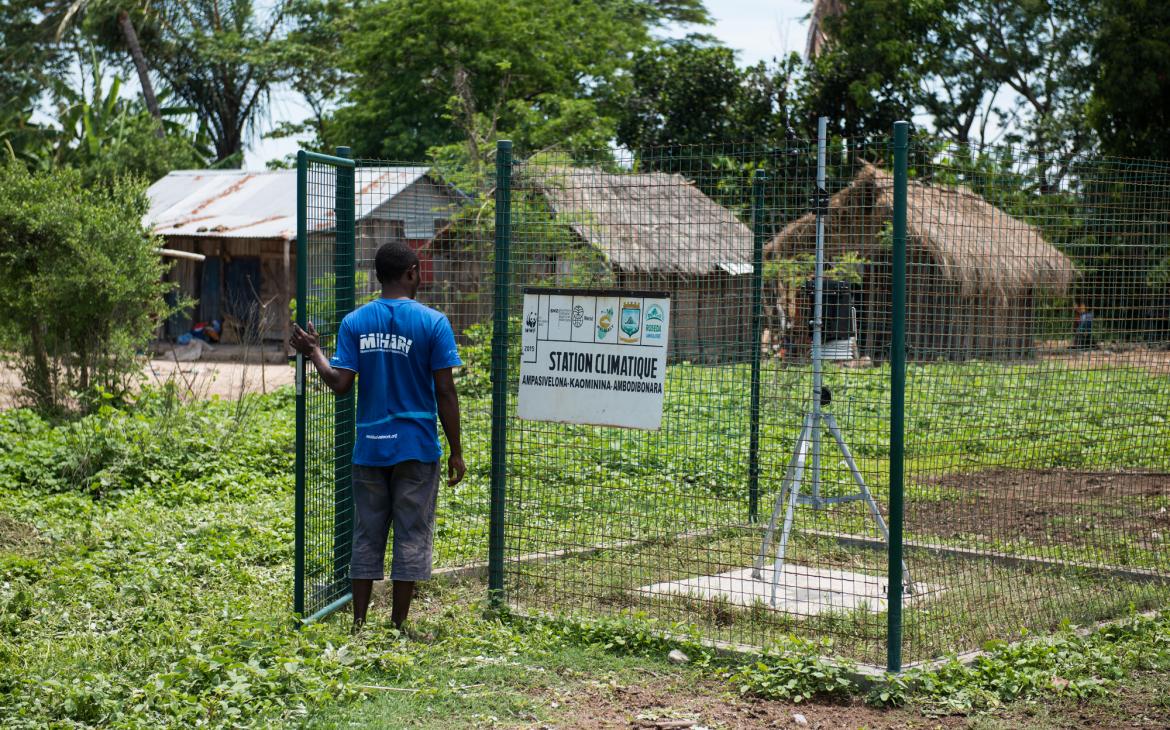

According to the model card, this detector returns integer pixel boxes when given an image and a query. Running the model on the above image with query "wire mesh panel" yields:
[295,151,356,621]
[492,141,914,664]
[301,132,1170,666]
[488,136,1170,667]
[898,143,1170,663]
[296,155,493,621]
[350,161,492,569]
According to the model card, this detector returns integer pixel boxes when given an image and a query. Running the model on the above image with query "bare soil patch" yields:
[0,514,43,554]
[548,676,963,729]
[1039,341,1170,376]
[142,358,295,400]
[907,469,1170,549]
[546,672,1170,729]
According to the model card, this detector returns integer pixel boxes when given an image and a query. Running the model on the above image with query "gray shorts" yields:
[350,461,440,581]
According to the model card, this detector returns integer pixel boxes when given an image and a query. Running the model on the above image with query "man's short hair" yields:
[374,241,420,284]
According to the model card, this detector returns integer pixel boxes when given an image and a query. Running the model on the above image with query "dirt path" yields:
[1039,342,1170,375]
[142,359,295,399]
[0,359,295,409]
[551,676,961,729]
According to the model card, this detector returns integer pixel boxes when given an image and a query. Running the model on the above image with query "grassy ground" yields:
[493,358,1170,547]
[488,357,1170,663]
[259,578,1170,729]
[0,354,1168,726]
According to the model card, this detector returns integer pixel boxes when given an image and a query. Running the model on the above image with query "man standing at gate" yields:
[290,240,465,633]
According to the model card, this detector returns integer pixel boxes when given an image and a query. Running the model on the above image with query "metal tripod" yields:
[751,117,913,607]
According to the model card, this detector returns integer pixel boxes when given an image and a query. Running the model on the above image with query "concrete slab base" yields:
[641,565,941,617]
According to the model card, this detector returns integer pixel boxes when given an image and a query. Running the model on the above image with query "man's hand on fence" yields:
[447,453,466,487]
[290,322,319,356]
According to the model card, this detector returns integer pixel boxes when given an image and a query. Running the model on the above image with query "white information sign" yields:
[518,289,670,429]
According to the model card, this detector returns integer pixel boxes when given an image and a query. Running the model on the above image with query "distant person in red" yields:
[1073,303,1094,351]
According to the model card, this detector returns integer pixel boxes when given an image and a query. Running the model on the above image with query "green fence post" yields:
[333,147,355,592]
[749,168,767,523]
[888,121,909,673]
[294,150,307,617]
[488,140,513,607]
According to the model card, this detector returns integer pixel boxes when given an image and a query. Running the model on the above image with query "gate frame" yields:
[295,147,357,624]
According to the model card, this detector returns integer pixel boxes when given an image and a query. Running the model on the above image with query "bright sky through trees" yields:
[243,0,811,168]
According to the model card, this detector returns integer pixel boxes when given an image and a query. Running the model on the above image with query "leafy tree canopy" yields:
[797,0,930,140]
[616,36,802,149]
[1089,0,1170,160]
[73,0,289,165]
[319,0,710,165]
[800,0,1101,183]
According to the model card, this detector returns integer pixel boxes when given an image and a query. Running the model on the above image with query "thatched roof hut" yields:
[765,163,1076,360]
[520,165,753,275]
[426,164,755,361]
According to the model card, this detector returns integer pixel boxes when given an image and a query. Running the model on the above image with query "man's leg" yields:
[388,461,441,631]
[391,580,415,629]
[352,578,374,630]
[350,465,393,632]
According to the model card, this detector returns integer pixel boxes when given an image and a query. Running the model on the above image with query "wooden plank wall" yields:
[159,235,295,346]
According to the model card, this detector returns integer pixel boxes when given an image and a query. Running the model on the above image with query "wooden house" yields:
[765,163,1077,360]
[146,167,466,348]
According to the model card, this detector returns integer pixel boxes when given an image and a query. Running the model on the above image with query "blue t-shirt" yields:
[330,298,462,466]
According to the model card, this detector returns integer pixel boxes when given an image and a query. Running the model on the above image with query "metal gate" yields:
[294,148,356,623]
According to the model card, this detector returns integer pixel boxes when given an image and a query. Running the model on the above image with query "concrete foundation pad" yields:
[641,565,941,617]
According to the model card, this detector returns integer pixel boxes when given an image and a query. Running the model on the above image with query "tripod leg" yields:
[824,414,914,592]
[753,481,787,581]
[770,437,809,607]
[811,411,822,506]
[753,417,812,579]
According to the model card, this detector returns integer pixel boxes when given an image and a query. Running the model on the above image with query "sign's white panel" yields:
[518,289,671,430]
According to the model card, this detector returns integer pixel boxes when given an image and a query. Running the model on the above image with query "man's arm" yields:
[433,367,465,486]
[290,322,356,396]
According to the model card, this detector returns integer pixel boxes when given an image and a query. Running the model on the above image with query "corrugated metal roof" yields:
[145,167,432,240]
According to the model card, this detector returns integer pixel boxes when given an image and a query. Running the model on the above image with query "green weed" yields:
[726,636,856,703]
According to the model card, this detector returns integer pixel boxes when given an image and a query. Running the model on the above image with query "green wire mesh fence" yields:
[496,136,907,664]
[898,142,1170,664]
[296,126,1170,667]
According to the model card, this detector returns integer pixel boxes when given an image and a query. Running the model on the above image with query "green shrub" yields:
[452,317,522,398]
[866,612,1170,715]
[0,162,174,415]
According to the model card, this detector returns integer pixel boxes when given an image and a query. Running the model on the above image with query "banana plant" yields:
[53,0,164,129]
[43,50,213,170]
[47,53,128,162]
